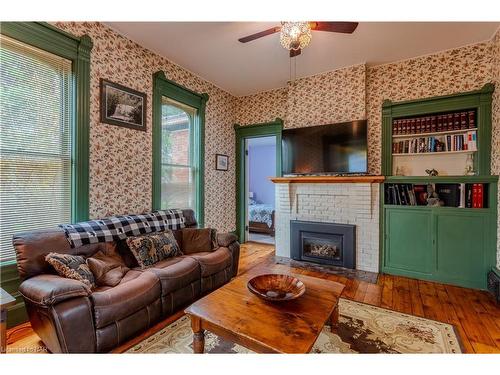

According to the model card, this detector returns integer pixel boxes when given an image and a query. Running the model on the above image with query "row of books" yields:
[392,110,476,135]
[392,131,477,154]
[385,183,487,208]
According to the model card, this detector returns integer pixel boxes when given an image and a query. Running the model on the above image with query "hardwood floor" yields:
[6,242,500,353]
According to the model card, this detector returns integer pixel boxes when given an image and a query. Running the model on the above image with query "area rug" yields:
[126,298,462,354]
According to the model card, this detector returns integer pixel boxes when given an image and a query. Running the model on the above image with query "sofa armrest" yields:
[217,232,240,278]
[217,232,238,247]
[19,274,91,307]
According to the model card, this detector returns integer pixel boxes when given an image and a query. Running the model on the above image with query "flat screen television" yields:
[282,120,367,175]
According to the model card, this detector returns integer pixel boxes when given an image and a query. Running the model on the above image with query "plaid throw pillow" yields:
[126,230,182,269]
[45,253,95,289]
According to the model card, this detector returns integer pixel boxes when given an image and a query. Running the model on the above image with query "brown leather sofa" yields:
[12,209,240,353]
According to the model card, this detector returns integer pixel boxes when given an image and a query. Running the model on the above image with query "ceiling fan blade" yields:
[310,22,358,34]
[290,49,301,58]
[238,26,281,43]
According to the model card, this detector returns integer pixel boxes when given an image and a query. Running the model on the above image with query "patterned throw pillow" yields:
[45,253,95,289]
[126,230,182,269]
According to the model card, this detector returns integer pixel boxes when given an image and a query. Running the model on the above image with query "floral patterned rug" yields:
[126,298,462,354]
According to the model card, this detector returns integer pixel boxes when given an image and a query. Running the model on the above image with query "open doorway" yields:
[246,136,277,244]
[235,119,283,244]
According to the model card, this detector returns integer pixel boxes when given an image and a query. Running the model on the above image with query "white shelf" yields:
[392,128,477,139]
[393,150,476,156]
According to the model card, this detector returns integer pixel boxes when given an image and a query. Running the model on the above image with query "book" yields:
[466,130,477,151]
[431,117,437,132]
[395,184,404,205]
[414,184,427,206]
[472,184,482,208]
[460,112,467,129]
[468,111,475,129]
[436,183,460,207]
[459,183,466,208]
[385,184,392,204]
[437,115,444,131]
[447,114,454,131]
[477,184,484,208]
[453,113,460,130]
[407,184,417,206]
[465,184,473,208]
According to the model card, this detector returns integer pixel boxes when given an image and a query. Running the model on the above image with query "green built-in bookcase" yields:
[380,84,497,289]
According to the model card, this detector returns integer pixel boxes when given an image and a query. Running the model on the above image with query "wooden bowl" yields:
[247,274,306,302]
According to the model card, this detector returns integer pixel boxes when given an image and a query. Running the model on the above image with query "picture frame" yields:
[215,154,229,171]
[100,79,147,131]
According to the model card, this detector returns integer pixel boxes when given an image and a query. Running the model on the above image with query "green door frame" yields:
[0,22,92,328]
[234,118,283,242]
[152,71,209,226]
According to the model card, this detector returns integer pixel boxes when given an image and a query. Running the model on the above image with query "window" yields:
[161,98,197,209]
[0,35,73,263]
[152,72,208,226]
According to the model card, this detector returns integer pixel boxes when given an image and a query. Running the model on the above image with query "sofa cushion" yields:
[45,253,95,289]
[90,271,160,329]
[126,230,182,269]
[188,247,232,277]
[87,251,130,288]
[144,256,200,295]
[181,228,212,254]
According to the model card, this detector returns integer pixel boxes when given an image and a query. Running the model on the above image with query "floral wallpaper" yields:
[235,87,287,125]
[235,64,366,129]
[286,64,366,129]
[52,22,237,232]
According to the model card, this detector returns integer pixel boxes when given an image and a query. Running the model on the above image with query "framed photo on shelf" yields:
[100,79,147,131]
[215,154,229,171]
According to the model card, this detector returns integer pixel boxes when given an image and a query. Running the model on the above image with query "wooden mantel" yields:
[269,175,385,184]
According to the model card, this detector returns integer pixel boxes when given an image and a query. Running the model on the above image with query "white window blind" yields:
[160,97,197,210]
[0,35,73,263]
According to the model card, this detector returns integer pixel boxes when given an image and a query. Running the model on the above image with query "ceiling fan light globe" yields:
[280,21,312,51]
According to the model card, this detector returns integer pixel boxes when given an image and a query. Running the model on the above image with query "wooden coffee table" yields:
[184,263,345,353]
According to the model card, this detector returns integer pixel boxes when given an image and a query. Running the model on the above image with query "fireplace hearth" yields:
[290,220,355,269]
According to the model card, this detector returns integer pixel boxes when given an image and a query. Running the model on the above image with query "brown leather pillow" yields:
[86,251,129,287]
[182,228,215,254]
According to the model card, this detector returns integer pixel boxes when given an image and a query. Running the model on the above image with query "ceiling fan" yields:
[238,22,358,57]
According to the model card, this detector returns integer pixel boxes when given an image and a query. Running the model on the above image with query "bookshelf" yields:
[380,84,497,290]
[393,150,473,156]
[392,127,478,139]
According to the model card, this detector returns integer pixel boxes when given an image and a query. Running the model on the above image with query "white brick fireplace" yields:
[273,180,381,273]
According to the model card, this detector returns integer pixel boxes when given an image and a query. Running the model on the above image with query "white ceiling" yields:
[105,22,499,96]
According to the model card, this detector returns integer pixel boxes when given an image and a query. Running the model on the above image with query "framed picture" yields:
[100,79,147,131]
[215,154,229,171]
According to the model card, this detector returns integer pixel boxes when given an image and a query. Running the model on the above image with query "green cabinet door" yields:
[384,208,434,275]
[436,212,489,289]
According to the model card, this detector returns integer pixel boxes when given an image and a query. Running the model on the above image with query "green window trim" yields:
[234,119,284,242]
[0,22,92,328]
[152,71,208,226]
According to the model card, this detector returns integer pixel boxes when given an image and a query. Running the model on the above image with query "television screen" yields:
[282,120,367,175]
